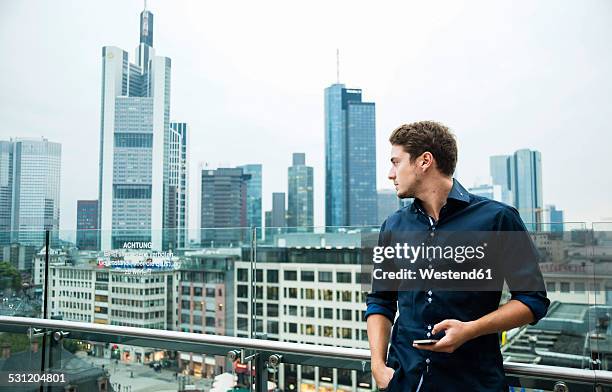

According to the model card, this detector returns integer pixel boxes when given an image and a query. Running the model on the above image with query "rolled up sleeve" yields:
[365,219,398,324]
[498,206,550,325]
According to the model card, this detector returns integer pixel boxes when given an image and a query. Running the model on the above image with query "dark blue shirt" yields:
[365,179,550,392]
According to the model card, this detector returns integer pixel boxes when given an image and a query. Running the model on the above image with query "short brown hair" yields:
[389,121,457,176]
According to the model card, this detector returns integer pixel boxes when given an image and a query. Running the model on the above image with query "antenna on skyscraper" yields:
[144,0,148,11]
[336,48,340,83]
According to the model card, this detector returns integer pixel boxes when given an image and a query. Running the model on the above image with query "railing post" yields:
[40,229,51,392]
[254,352,268,392]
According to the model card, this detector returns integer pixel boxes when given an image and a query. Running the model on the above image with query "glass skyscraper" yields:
[0,138,61,247]
[287,153,313,231]
[489,149,543,231]
[98,6,187,250]
[489,155,513,205]
[76,200,99,250]
[200,168,250,246]
[510,149,543,230]
[324,84,377,227]
[239,164,263,235]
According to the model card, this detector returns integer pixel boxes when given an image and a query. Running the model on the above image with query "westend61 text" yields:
[373,268,493,280]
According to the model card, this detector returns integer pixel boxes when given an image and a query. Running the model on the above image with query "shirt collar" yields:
[410,178,470,214]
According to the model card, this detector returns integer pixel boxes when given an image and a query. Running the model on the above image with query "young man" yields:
[366,121,549,391]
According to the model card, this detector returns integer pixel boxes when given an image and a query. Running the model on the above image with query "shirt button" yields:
[428,264,432,269]
[427,257,432,262]
[427,298,432,303]
[430,232,435,237]
[427,332,431,337]
[427,290,432,296]
[425,358,431,364]
[427,325,432,330]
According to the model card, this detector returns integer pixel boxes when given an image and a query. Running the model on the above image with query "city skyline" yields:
[2,0,611,232]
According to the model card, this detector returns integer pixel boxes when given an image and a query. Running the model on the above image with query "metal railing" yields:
[0,316,610,391]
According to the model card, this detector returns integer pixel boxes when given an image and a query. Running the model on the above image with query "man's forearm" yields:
[469,299,535,339]
[367,314,392,368]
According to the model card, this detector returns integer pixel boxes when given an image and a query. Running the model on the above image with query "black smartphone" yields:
[413,339,439,345]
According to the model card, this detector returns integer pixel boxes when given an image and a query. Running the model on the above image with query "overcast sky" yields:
[1,0,611,233]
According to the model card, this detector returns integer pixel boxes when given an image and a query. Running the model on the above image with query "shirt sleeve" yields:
[497,206,551,325]
[365,219,398,324]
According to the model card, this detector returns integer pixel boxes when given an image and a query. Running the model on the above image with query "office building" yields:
[287,153,313,231]
[377,189,402,224]
[544,204,564,233]
[489,149,543,230]
[324,84,377,227]
[0,138,61,247]
[97,6,187,251]
[467,184,502,202]
[490,155,513,205]
[76,200,99,250]
[200,168,250,246]
[239,164,263,235]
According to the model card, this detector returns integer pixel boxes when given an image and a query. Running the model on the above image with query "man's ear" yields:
[421,151,434,171]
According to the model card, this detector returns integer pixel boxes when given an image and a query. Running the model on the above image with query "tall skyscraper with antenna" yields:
[98,5,187,250]
[324,52,378,227]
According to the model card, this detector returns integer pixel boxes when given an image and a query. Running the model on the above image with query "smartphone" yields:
[413,339,439,345]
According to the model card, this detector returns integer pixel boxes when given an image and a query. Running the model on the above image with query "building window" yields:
[336,272,352,283]
[319,289,333,301]
[318,271,332,282]
[560,282,570,293]
[237,285,249,298]
[267,304,279,317]
[267,286,279,301]
[301,271,315,282]
[237,269,248,282]
[323,326,333,337]
[284,270,297,281]
[303,288,315,300]
[546,281,556,292]
[237,301,248,315]
[267,270,279,283]
[574,282,585,293]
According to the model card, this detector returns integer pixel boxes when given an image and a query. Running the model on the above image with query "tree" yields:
[0,262,22,291]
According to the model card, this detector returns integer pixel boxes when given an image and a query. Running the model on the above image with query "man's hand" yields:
[372,365,395,389]
[413,319,477,353]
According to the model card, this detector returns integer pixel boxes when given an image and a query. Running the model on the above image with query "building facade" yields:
[200,168,250,246]
[76,200,99,250]
[239,164,263,235]
[324,84,377,228]
[0,138,61,247]
[287,153,313,231]
[98,6,187,251]
[490,149,543,230]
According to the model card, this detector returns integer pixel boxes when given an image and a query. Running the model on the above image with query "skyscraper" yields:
[200,168,250,246]
[239,164,263,235]
[0,138,61,247]
[467,184,502,202]
[544,204,564,233]
[377,189,402,224]
[510,149,543,231]
[287,153,313,231]
[489,150,543,230]
[265,192,287,241]
[324,84,377,227]
[0,141,13,245]
[271,192,287,228]
[97,6,187,251]
[170,122,189,249]
[489,155,513,205]
[76,200,99,250]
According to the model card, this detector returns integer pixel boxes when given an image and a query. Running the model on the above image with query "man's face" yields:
[388,144,420,198]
